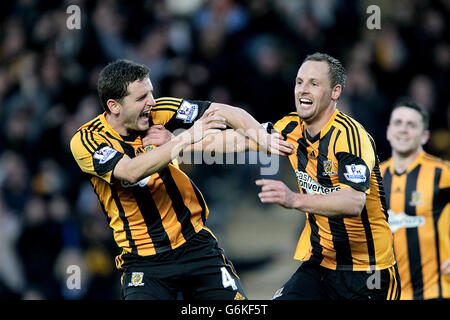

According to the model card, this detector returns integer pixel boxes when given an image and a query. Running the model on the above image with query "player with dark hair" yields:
[380,100,450,300]
[70,59,293,300]
[253,52,400,300]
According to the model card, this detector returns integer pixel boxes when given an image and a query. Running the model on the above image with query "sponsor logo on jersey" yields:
[295,170,341,195]
[121,176,151,188]
[387,209,426,233]
[93,146,117,164]
[176,101,198,123]
[344,164,367,183]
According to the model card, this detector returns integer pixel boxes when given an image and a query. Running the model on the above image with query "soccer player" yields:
[380,101,450,300]
[70,59,292,300]
[254,53,400,299]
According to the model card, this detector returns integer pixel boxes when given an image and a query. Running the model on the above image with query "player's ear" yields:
[421,129,430,146]
[107,99,121,115]
[331,84,342,101]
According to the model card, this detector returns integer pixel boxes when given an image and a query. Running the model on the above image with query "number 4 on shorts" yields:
[220,267,237,290]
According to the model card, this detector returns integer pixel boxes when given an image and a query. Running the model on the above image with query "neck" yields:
[105,112,128,136]
[392,148,423,173]
[304,103,336,137]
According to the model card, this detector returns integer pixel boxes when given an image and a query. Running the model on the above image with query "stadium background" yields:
[0,0,448,299]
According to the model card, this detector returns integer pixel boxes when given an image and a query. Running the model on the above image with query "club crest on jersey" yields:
[176,101,198,123]
[344,164,367,183]
[128,272,144,287]
[93,146,117,164]
[409,191,424,206]
[322,160,337,176]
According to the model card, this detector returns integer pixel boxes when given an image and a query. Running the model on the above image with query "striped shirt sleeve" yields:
[70,129,124,183]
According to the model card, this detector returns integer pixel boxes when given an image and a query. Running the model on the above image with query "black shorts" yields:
[120,228,247,300]
[273,260,401,300]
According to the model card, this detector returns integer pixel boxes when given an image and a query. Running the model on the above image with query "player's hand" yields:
[264,132,294,156]
[143,125,173,147]
[187,107,227,144]
[255,179,298,209]
[441,258,450,275]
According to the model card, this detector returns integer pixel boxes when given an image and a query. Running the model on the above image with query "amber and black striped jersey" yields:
[70,97,211,270]
[380,152,450,299]
[273,109,396,271]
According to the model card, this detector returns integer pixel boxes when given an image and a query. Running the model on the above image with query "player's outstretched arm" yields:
[255,179,366,218]
[142,103,293,155]
[191,103,293,155]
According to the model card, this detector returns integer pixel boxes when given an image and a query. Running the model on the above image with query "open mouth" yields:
[299,98,313,106]
[140,110,150,119]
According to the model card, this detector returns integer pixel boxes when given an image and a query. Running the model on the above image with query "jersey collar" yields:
[390,150,425,175]
[100,113,144,142]
[303,109,338,143]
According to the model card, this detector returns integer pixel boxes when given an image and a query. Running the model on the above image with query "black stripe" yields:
[105,132,135,157]
[151,107,178,112]
[432,168,443,298]
[111,185,138,255]
[78,130,94,154]
[280,120,298,140]
[296,136,309,174]
[336,114,358,157]
[155,102,181,108]
[404,165,424,299]
[132,183,172,254]
[335,119,353,154]
[316,127,334,186]
[373,164,389,222]
[88,118,102,131]
[360,206,376,266]
[82,130,97,153]
[394,264,401,299]
[89,130,99,149]
[308,214,324,265]
[328,218,353,270]
[85,118,100,149]
[156,98,182,103]
[340,114,362,158]
[382,168,392,219]
[189,178,208,224]
[158,167,197,241]
[332,130,342,155]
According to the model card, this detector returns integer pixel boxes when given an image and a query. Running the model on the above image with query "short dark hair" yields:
[303,52,346,90]
[97,59,150,113]
[392,99,430,130]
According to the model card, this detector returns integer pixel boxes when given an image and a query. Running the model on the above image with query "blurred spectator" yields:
[0,197,24,299]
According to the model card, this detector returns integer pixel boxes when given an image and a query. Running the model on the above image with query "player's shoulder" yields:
[379,157,393,172]
[73,114,110,138]
[154,97,183,109]
[422,152,450,170]
[70,114,110,153]
[274,112,301,128]
[334,111,369,136]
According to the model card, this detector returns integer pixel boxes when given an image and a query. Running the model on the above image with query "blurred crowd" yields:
[0,0,448,299]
